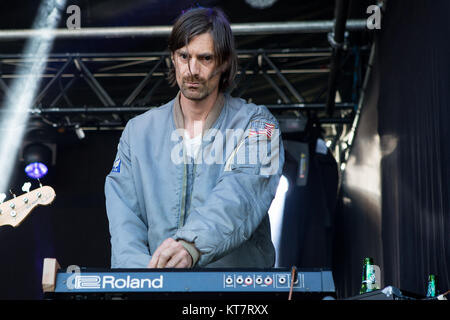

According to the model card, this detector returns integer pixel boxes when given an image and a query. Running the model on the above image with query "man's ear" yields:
[211,61,229,79]
[220,60,227,71]
[220,60,229,73]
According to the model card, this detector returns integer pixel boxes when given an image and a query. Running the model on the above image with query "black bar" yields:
[19,103,355,115]
[325,0,350,116]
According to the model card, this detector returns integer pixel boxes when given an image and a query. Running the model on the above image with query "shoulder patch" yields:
[111,158,121,173]
[249,120,276,139]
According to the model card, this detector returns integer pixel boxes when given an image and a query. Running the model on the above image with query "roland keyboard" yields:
[42,258,336,300]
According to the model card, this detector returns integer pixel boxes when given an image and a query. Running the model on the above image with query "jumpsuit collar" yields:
[173,91,225,135]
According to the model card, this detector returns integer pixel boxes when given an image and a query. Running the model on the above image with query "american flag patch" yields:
[249,121,275,139]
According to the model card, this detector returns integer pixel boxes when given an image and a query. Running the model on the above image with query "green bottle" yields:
[426,274,436,297]
[360,257,377,294]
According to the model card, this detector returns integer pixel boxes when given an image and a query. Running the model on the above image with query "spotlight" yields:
[268,175,289,267]
[23,142,52,179]
[0,0,66,193]
[245,0,278,9]
[19,117,56,180]
[25,162,49,179]
[75,124,85,140]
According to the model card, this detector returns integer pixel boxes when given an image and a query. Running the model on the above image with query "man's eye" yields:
[180,53,188,59]
[204,56,212,61]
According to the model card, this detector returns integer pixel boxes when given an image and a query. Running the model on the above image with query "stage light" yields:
[245,0,278,9]
[22,142,53,179]
[75,124,85,140]
[0,0,66,193]
[268,175,289,267]
[25,162,49,179]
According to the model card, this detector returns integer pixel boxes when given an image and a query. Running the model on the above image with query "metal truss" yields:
[0,18,372,168]
[0,47,361,116]
[0,46,367,168]
[0,20,366,40]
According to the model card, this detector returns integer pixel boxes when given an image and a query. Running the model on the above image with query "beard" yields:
[178,69,222,101]
[180,78,211,101]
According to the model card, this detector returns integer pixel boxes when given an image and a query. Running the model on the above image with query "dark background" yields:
[333,0,450,298]
[0,0,449,300]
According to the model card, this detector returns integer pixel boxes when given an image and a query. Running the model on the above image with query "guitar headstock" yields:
[0,184,56,228]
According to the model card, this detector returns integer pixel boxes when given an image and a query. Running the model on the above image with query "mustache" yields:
[183,76,205,83]
[183,68,222,83]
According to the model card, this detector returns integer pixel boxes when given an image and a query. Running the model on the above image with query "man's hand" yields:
[147,238,193,268]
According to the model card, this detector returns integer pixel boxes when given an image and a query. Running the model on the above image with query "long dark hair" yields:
[167,7,238,92]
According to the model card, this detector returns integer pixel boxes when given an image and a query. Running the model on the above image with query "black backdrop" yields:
[0,131,117,299]
[333,0,450,298]
[378,0,450,296]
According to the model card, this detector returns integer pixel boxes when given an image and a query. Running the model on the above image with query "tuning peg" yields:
[22,182,32,193]
[0,193,6,204]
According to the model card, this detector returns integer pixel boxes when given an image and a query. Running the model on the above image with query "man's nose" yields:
[188,58,200,76]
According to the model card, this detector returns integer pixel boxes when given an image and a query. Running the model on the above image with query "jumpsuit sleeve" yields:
[104,121,151,268]
[174,116,285,266]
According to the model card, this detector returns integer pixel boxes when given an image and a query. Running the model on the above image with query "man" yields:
[105,7,284,269]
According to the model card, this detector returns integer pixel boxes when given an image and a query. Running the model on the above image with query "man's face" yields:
[172,32,223,101]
